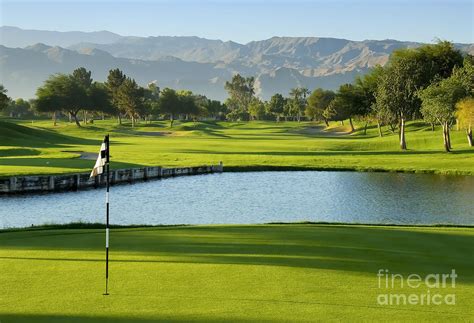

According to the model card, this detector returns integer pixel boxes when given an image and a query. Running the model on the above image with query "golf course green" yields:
[0,224,473,321]
[1,118,473,321]
[0,118,473,177]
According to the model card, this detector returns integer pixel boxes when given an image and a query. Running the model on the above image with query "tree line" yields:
[222,41,474,151]
[0,68,227,128]
[0,41,473,151]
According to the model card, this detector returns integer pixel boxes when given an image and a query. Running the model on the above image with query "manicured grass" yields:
[0,118,473,176]
[0,224,472,321]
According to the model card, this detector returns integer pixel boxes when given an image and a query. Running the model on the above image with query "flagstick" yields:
[104,135,110,296]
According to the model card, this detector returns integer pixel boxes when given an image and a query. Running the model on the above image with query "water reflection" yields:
[0,172,473,228]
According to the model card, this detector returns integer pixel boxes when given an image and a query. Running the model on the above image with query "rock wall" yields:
[0,163,223,194]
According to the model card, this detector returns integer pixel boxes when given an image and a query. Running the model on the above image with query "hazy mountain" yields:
[1,27,473,100]
[0,44,230,100]
[0,26,121,48]
[69,36,244,63]
[69,36,420,73]
[1,43,372,100]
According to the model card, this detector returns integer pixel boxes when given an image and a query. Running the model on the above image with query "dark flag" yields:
[90,135,110,295]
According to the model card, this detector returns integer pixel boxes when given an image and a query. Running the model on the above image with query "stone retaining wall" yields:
[0,163,223,194]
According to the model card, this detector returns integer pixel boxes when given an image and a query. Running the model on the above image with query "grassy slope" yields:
[0,118,473,176]
[0,224,473,321]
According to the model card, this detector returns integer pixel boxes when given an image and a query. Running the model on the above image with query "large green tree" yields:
[70,67,102,125]
[89,82,113,119]
[418,69,468,152]
[375,61,417,149]
[289,87,308,122]
[72,67,92,88]
[0,85,9,111]
[224,74,255,120]
[106,68,127,124]
[456,98,474,147]
[177,90,200,121]
[116,77,145,127]
[248,98,266,120]
[143,82,161,122]
[203,99,227,120]
[266,93,286,122]
[225,97,250,121]
[355,66,387,136]
[159,88,181,127]
[455,56,474,95]
[36,73,86,126]
[305,88,335,125]
[190,94,210,120]
[376,41,463,149]
[327,84,366,132]
[36,69,109,126]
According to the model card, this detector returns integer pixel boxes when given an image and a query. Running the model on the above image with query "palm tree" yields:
[301,88,311,122]
[290,87,309,122]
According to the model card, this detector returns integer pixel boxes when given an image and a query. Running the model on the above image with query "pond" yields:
[1,171,473,229]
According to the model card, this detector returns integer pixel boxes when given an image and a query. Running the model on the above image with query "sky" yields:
[1,0,473,44]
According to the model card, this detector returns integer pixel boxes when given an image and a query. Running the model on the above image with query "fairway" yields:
[0,224,473,322]
[0,119,473,177]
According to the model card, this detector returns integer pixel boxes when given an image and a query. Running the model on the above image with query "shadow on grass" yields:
[277,125,386,140]
[223,123,296,131]
[0,314,237,323]
[0,148,41,157]
[1,225,473,282]
[174,122,231,138]
[172,148,473,156]
[198,128,230,138]
[182,121,226,130]
[0,121,100,148]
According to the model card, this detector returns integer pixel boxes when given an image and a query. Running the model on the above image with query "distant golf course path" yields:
[0,224,473,321]
[0,118,473,176]
[65,151,97,160]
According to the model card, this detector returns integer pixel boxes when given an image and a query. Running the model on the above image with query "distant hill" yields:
[0,26,121,48]
[68,36,418,75]
[0,44,229,100]
[1,27,473,100]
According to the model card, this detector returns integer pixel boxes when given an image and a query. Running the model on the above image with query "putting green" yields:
[0,119,473,176]
[1,224,473,321]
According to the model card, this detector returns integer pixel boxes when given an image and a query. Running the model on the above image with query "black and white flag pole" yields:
[90,135,110,295]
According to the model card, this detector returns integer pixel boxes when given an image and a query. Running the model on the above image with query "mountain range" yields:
[1,26,473,100]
